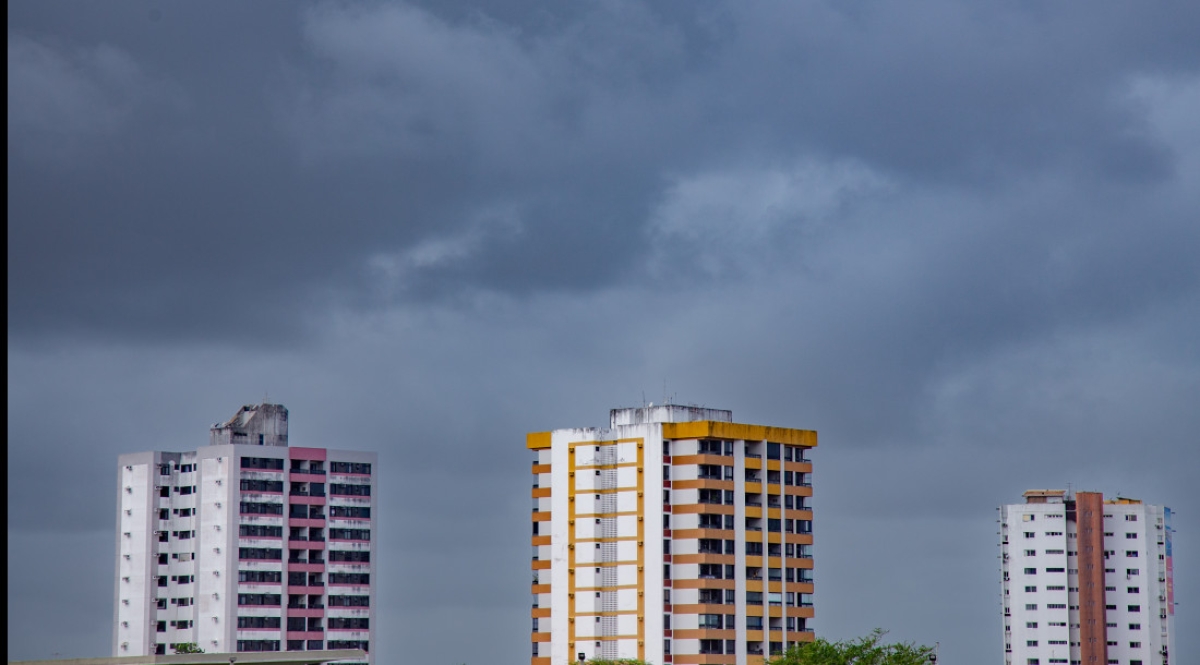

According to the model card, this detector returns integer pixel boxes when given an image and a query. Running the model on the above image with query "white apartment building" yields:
[114,404,376,662]
[1000,490,1175,665]
[529,405,818,665]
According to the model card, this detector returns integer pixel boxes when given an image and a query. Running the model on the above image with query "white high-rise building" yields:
[1000,490,1176,665]
[114,403,376,662]
[528,405,818,665]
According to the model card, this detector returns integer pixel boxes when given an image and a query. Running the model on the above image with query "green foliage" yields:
[172,643,205,654]
[767,629,933,665]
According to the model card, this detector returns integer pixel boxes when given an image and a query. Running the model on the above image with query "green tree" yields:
[172,643,205,654]
[767,629,933,665]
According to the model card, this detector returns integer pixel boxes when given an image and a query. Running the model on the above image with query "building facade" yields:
[528,405,817,665]
[1000,490,1175,665]
[114,404,376,662]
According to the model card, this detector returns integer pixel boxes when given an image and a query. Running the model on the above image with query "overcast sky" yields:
[7,1,1199,662]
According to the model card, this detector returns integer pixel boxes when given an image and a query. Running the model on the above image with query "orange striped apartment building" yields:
[528,405,817,665]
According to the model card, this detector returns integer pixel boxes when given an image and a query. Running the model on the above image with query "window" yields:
[1125,514,1138,521]
[329,550,370,563]
[239,548,282,561]
[1024,568,1037,575]
[1023,514,1035,521]
[1126,551,1139,557]
[1128,605,1140,612]
[1047,604,1066,609]
[1044,531,1062,536]
[240,479,283,493]
[1125,533,1137,539]
[241,457,284,470]
[1129,642,1141,648]
[1046,567,1065,573]
[1025,604,1037,611]
[1027,641,1038,647]
[328,572,370,585]
[236,640,281,652]
[239,524,283,538]
[328,618,370,630]
[1024,550,1036,556]
[330,462,372,475]
[240,501,284,515]
[239,570,283,583]
[1024,532,1035,539]
[1127,586,1139,593]
[1025,586,1037,593]
[329,506,371,519]
[330,483,371,497]
[237,593,282,606]
[1128,623,1141,630]
[238,616,282,629]
[1026,622,1038,628]
[1045,549,1064,555]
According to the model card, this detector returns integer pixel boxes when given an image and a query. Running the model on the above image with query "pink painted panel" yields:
[289,447,327,461]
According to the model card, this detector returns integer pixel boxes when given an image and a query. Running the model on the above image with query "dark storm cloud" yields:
[10,0,1200,343]
[8,1,1200,663]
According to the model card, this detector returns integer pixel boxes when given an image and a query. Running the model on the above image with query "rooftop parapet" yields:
[610,405,734,427]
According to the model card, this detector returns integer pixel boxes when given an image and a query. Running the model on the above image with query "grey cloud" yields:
[10,0,1198,343]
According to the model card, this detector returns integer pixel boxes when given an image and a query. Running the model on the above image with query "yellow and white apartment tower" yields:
[528,405,817,665]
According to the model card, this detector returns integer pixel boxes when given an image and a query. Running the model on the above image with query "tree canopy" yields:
[172,643,205,654]
[767,629,934,665]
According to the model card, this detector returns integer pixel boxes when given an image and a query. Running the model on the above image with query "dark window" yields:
[331,483,371,497]
[239,479,283,493]
[236,640,281,652]
[329,550,370,563]
[241,457,284,470]
[328,595,370,607]
[237,616,281,629]
[238,547,282,561]
[330,462,372,475]
[239,524,283,538]
[238,570,283,584]
[237,594,282,606]
[241,501,284,515]
[328,617,370,630]
[329,506,371,519]
[329,573,370,585]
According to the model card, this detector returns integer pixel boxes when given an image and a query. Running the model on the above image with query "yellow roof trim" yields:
[661,421,817,447]
[526,431,552,450]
